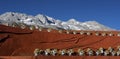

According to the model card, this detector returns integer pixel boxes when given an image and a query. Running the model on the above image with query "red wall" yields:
[0,25,120,56]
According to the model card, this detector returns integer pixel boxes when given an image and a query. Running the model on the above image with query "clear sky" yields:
[0,0,120,30]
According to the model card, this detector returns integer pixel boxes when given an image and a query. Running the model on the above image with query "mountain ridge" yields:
[0,12,114,31]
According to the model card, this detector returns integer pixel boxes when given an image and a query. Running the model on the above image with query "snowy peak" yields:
[0,12,114,31]
[81,21,112,31]
[67,18,80,25]
[35,14,48,25]
[67,18,77,22]
[35,14,56,25]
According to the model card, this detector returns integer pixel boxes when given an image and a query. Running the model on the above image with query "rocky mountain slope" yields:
[0,12,113,31]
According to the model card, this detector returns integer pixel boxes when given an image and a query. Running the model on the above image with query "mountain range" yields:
[0,12,114,31]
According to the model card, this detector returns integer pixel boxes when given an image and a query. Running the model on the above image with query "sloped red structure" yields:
[0,25,120,59]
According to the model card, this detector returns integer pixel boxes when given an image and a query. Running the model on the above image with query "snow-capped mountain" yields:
[0,12,114,31]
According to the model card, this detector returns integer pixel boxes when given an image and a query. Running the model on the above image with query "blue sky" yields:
[0,0,120,30]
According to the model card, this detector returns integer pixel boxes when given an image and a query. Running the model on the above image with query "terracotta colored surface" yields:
[0,25,120,58]
[0,56,120,59]
[0,56,36,59]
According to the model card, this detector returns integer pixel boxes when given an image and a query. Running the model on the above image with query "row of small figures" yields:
[34,46,120,56]
[10,24,120,36]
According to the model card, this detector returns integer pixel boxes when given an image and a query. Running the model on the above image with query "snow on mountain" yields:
[67,18,80,25]
[81,21,112,31]
[0,12,114,31]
